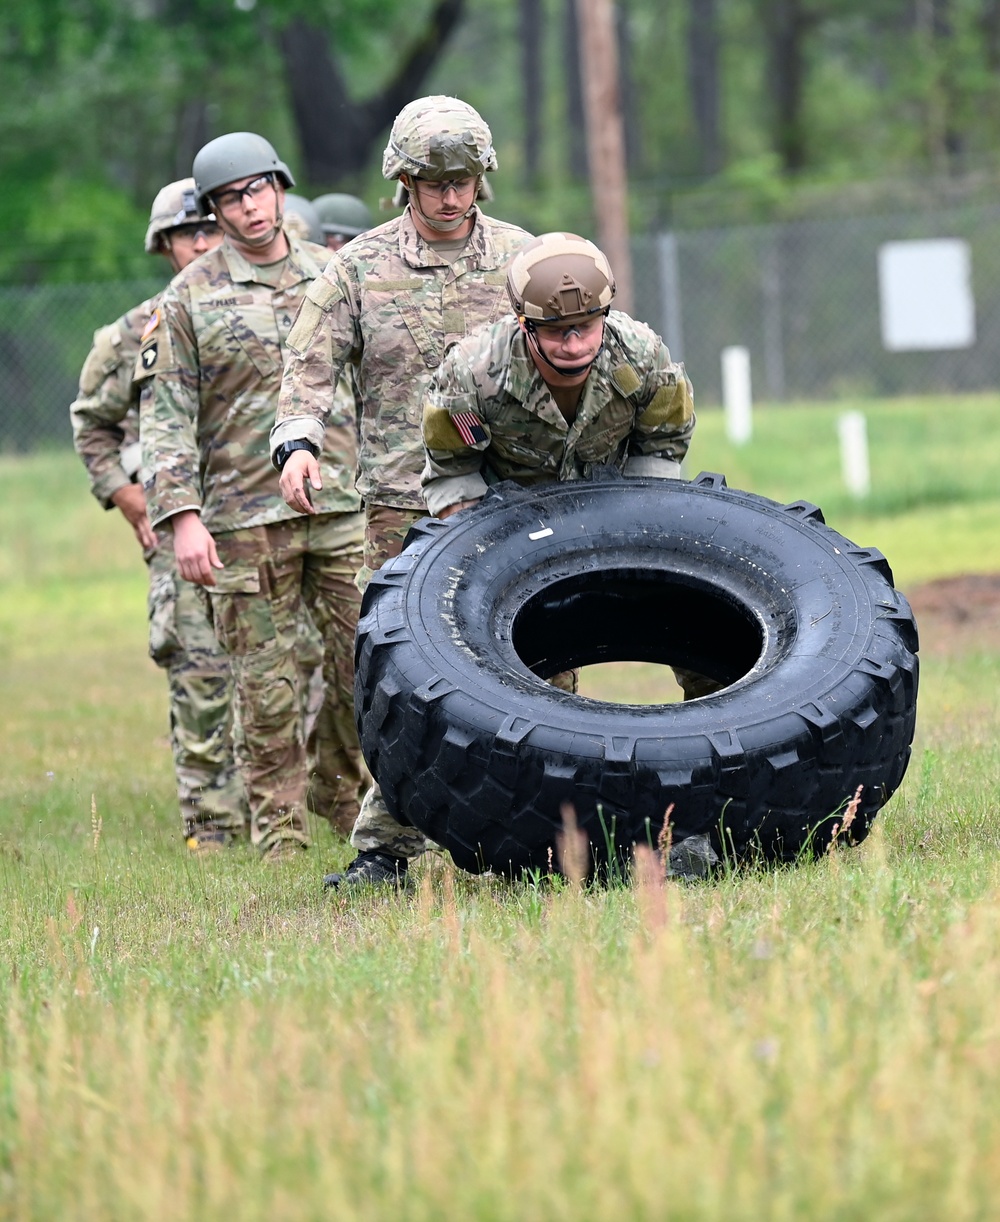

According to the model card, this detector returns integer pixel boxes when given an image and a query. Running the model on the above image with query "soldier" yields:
[312,193,374,252]
[271,95,533,889]
[422,232,719,879]
[70,179,248,850]
[139,132,368,858]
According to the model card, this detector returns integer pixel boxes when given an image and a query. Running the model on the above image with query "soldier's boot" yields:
[323,850,409,891]
[186,830,233,853]
[666,833,719,880]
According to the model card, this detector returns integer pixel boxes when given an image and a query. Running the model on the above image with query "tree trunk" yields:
[520,0,544,188]
[759,0,820,174]
[278,0,466,188]
[564,0,590,181]
[687,0,722,177]
[576,0,634,311]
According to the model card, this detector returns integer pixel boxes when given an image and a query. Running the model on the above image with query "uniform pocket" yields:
[207,567,276,657]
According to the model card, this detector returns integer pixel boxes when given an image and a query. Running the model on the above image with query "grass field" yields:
[2,396,1000,1219]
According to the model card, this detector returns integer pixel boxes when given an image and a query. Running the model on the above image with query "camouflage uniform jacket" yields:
[140,234,360,533]
[420,311,695,517]
[71,295,158,507]
[271,206,531,511]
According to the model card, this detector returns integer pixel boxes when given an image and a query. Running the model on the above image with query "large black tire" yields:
[355,475,919,877]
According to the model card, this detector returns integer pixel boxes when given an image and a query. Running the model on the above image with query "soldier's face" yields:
[325,233,351,252]
[164,222,223,272]
[527,316,605,386]
[213,174,283,245]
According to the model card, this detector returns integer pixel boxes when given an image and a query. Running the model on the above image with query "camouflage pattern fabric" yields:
[357,503,426,593]
[71,297,158,507]
[271,206,532,511]
[140,233,361,532]
[70,294,247,837]
[148,534,247,836]
[207,513,367,847]
[420,312,695,515]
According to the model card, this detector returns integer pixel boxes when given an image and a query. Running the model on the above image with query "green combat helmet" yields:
[192,132,295,216]
[144,178,214,253]
[382,95,498,223]
[283,193,323,244]
[313,193,373,240]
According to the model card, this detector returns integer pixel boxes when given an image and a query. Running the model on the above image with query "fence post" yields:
[838,410,870,498]
[721,345,753,444]
[657,232,684,361]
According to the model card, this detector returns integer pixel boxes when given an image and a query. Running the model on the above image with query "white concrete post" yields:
[838,410,871,499]
[721,345,752,445]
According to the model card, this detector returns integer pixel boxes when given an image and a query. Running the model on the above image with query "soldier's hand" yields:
[279,449,323,515]
[111,483,157,550]
[171,510,224,586]
[436,498,481,520]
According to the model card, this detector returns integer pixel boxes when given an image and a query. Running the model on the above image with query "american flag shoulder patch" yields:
[450,410,489,447]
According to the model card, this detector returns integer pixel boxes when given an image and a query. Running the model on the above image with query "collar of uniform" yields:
[399,205,494,270]
[504,324,538,404]
[220,235,319,289]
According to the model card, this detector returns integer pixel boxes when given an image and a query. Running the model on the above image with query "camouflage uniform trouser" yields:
[147,536,247,839]
[208,512,368,852]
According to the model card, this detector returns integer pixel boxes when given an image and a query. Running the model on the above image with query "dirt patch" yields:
[903,573,1000,654]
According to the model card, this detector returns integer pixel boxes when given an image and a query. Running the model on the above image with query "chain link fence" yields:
[0,279,162,452]
[633,203,1000,405]
[4,202,1000,451]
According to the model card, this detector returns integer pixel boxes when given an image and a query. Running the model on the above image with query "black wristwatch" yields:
[273,439,320,471]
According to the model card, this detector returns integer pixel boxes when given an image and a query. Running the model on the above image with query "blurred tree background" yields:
[4,0,1000,283]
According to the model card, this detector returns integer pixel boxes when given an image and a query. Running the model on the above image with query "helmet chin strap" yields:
[217,206,284,250]
[402,175,479,233]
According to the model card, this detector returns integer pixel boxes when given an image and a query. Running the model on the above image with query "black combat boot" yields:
[323,849,409,891]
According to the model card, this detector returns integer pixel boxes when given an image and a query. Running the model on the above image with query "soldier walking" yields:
[271,95,532,889]
[139,133,368,857]
[70,180,248,849]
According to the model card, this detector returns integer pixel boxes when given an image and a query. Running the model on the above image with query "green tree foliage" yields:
[6,0,1000,282]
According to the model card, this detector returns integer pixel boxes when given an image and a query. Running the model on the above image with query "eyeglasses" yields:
[412,177,477,199]
[169,222,221,241]
[211,174,275,212]
[531,315,606,346]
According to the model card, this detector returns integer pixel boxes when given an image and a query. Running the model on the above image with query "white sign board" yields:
[878,238,975,351]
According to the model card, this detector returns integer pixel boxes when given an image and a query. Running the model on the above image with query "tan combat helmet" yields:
[382,95,498,217]
[144,178,215,253]
[506,233,617,325]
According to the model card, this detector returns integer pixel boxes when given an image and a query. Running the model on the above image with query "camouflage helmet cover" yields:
[313,192,374,237]
[144,177,214,253]
[192,132,295,215]
[506,233,617,325]
[382,95,498,183]
[282,193,323,244]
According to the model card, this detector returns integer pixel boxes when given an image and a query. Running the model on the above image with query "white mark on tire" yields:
[529,526,553,541]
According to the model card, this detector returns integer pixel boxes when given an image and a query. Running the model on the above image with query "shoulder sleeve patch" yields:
[422,404,466,451]
[423,403,489,451]
[642,380,693,427]
[611,363,642,397]
[308,274,346,311]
